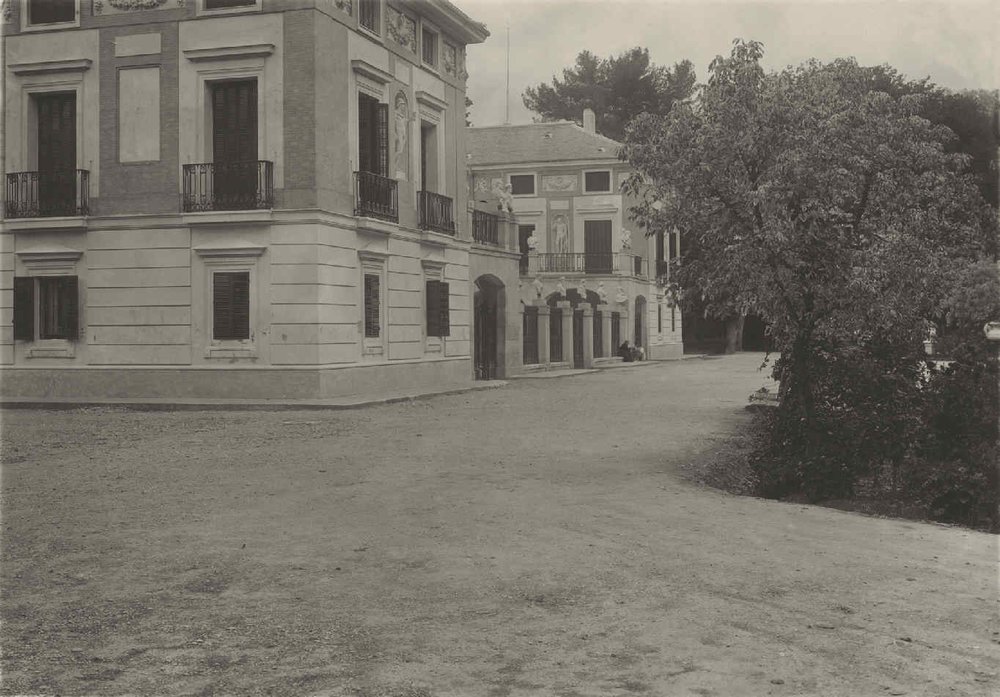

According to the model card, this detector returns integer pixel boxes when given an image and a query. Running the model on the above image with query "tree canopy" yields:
[522,47,696,141]
[621,40,998,508]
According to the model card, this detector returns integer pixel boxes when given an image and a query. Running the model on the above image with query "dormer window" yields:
[422,26,438,67]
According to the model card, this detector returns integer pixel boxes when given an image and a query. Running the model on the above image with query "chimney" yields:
[583,108,596,134]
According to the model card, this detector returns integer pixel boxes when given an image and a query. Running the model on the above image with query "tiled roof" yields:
[467,121,623,167]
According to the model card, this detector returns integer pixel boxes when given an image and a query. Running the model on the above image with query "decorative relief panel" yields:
[542,175,577,193]
[93,0,180,14]
[387,7,416,53]
[393,91,410,181]
[332,0,352,15]
[442,43,457,77]
[458,46,468,80]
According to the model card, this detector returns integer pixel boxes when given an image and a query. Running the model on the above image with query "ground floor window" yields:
[14,276,78,342]
[364,273,381,338]
[425,280,450,337]
[212,271,250,341]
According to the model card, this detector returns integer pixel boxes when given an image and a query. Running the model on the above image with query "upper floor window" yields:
[422,27,438,67]
[584,170,612,193]
[509,174,535,196]
[27,0,75,25]
[205,0,254,7]
[359,0,380,34]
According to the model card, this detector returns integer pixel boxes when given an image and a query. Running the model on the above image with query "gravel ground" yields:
[1,353,997,697]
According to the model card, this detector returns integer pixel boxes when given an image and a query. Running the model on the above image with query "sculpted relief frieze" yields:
[93,0,178,14]
[442,43,457,77]
[387,7,417,54]
[542,175,577,193]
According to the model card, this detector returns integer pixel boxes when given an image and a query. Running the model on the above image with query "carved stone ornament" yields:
[555,277,567,298]
[597,281,609,304]
[443,43,457,76]
[526,232,539,251]
[578,279,588,299]
[2,0,14,22]
[620,228,632,251]
[393,91,410,181]
[108,0,167,9]
[532,277,544,298]
[333,0,352,14]
[616,286,628,304]
[387,6,417,53]
[542,175,577,193]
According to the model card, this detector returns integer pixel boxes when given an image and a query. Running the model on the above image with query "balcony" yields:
[354,171,398,223]
[418,190,455,235]
[472,209,501,246]
[530,253,647,276]
[5,170,90,218]
[183,161,273,212]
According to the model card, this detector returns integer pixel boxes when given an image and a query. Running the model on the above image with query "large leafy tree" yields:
[522,48,696,141]
[621,41,996,499]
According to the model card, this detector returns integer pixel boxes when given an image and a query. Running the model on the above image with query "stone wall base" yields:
[0,358,472,401]
[647,343,684,360]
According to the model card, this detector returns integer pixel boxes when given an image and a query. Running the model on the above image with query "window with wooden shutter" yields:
[425,280,440,337]
[375,102,389,178]
[13,277,34,341]
[358,93,375,174]
[364,273,381,338]
[436,281,450,336]
[213,271,251,341]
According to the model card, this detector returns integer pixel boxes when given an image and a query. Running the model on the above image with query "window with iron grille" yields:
[358,0,379,33]
[213,271,251,341]
[28,0,75,24]
[422,27,438,67]
[13,276,78,341]
[364,273,381,338]
[584,170,612,193]
[425,280,450,337]
[509,174,535,196]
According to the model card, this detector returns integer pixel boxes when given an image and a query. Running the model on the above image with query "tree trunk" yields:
[724,315,745,354]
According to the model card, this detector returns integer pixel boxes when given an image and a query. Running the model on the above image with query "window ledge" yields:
[206,345,257,359]
[26,342,75,359]
[2,217,87,233]
[182,209,273,227]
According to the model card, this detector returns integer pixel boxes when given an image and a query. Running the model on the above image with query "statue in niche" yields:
[532,277,544,299]
[393,92,409,181]
[597,281,608,304]
[552,215,570,254]
[555,277,567,298]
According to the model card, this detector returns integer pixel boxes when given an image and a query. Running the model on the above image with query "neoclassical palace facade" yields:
[0,0,517,399]
[468,111,683,371]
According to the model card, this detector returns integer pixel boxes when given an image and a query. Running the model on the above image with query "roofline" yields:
[468,121,623,148]
[401,0,490,45]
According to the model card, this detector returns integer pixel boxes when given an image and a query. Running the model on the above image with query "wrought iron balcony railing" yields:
[182,160,273,212]
[5,170,90,218]
[418,190,455,235]
[472,209,501,246]
[354,171,398,223]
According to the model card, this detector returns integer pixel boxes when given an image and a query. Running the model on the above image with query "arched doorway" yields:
[634,296,646,348]
[474,275,505,379]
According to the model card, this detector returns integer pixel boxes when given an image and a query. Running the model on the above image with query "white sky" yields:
[462,0,999,128]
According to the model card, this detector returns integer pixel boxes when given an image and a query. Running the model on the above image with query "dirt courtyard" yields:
[1,354,997,696]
